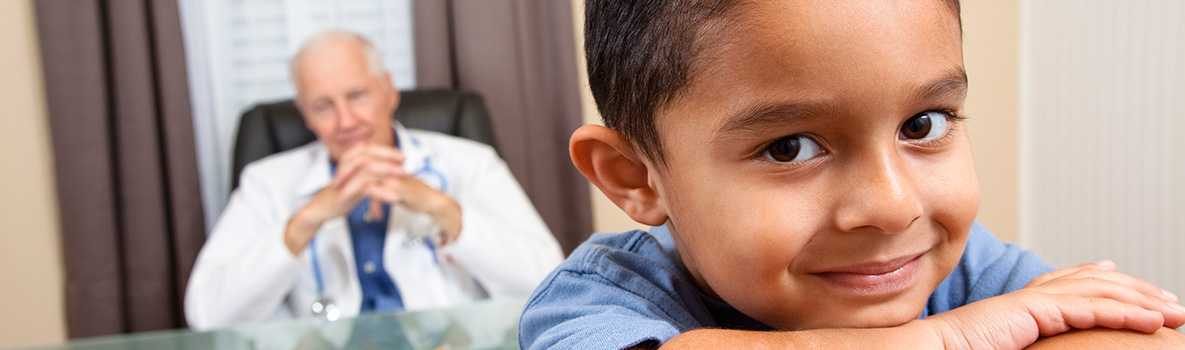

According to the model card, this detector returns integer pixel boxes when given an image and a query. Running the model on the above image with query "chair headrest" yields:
[229,89,498,192]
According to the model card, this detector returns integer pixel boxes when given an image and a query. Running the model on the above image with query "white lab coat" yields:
[185,122,563,330]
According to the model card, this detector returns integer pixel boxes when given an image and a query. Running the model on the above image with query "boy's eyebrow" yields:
[911,67,969,103]
[715,100,834,139]
[715,67,969,140]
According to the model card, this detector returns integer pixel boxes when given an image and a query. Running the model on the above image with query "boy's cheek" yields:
[914,145,981,237]
[669,179,833,324]
[670,184,816,273]
[664,173,819,277]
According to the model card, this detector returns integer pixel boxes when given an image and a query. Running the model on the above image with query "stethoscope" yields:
[308,133,449,321]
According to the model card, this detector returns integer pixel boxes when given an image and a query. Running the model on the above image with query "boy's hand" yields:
[923,261,1185,350]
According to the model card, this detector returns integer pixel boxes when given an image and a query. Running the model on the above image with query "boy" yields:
[519,1,1185,349]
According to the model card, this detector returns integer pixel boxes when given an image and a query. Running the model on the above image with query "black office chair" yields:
[230,89,498,192]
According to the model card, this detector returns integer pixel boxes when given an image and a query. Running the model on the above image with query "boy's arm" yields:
[658,326,1185,350]
[662,263,1183,350]
[1025,328,1185,349]
[660,321,942,349]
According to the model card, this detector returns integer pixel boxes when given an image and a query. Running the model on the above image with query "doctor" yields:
[185,30,564,329]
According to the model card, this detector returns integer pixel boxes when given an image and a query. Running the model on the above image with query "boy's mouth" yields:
[809,251,926,297]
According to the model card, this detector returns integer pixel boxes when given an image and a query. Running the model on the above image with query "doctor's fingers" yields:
[335,175,371,205]
[364,184,403,206]
[364,177,432,204]
[372,176,450,215]
[339,144,405,168]
[331,159,406,189]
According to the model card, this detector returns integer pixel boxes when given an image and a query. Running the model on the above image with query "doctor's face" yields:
[294,40,399,160]
[649,1,978,330]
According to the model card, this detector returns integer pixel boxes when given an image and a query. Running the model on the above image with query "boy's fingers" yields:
[1047,277,1185,320]
[1038,277,1185,331]
[1050,268,1185,327]
[1060,296,1165,334]
[1068,270,1179,303]
[1030,261,1113,286]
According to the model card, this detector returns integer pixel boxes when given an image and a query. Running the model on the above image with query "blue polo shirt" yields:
[518,222,1051,349]
[330,165,405,313]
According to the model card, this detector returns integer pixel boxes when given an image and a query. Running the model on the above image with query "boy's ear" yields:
[570,125,668,226]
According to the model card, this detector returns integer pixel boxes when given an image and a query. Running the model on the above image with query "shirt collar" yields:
[648,224,678,261]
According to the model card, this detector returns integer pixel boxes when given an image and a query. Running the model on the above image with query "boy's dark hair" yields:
[584,0,962,163]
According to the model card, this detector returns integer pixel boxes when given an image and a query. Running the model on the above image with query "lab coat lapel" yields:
[394,122,428,177]
[294,143,332,198]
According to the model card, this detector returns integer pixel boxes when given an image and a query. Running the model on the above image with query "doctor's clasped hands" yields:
[284,144,463,256]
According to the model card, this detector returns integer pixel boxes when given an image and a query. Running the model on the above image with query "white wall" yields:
[1021,0,1185,297]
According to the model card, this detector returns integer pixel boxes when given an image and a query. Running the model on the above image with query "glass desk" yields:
[18,299,524,350]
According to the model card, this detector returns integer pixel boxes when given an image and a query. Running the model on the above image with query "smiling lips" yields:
[811,252,926,296]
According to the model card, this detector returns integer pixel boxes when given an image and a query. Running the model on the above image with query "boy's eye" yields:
[762,135,823,163]
[899,111,952,141]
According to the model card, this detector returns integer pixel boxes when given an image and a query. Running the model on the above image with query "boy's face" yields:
[653,1,976,329]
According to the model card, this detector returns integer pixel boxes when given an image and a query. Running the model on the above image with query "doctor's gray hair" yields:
[289,30,387,80]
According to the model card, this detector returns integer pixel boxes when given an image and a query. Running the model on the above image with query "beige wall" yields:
[571,1,649,233]
[962,0,1021,241]
[0,0,68,347]
[570,1,1021,240]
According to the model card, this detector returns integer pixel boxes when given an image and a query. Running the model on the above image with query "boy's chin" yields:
[781,302,926,330]
[758,291,933,332]
[831,304,923,328]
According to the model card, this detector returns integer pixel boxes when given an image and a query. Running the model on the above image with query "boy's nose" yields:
[833,150,924,234]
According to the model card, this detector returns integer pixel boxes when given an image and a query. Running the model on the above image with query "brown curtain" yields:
[413,0,594,254]
[35,0,206,337]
